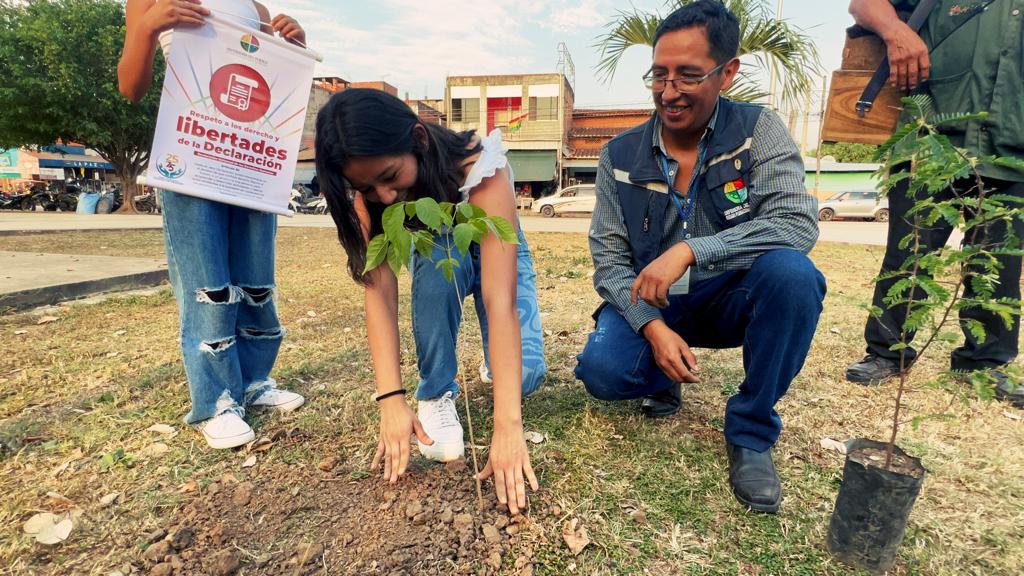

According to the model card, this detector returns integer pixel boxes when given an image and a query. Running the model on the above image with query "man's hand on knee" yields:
[642,320,700,384]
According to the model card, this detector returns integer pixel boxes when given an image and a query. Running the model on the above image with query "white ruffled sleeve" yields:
[458,129,513,200]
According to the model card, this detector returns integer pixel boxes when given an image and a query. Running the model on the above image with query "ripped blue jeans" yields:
[161,191,284,424]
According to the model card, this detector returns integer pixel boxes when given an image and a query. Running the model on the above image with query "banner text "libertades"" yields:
[175,114,287,172]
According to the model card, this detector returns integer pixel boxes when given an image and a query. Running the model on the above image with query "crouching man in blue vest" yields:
[574,0,826,514]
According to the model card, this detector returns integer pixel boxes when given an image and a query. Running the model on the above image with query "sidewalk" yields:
[0,211,902,245]
[0,251,168,311]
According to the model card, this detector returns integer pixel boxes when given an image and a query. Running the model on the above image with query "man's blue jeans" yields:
[161,191,284,424]
[411,226,546,400]
[574,249,826,451]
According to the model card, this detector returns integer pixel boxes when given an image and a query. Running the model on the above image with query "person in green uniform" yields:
[845,0,1024,408]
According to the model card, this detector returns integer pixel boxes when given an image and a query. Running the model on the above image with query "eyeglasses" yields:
[643,61,727,92]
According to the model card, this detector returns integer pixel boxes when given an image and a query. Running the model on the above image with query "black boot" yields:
[639,383,681,418]
[726,443,781,514]
[845,354,901,385]
[993,372,1024,409]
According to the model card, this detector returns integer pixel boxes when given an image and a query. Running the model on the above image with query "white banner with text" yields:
[140,15,320,216]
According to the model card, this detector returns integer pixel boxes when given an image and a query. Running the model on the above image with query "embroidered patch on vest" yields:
[723,178,748,204]
[948,3,984,17]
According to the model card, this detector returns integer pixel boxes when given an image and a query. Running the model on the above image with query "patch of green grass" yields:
[0,229,1021,574]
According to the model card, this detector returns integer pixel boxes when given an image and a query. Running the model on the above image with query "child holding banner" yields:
[117,0,306,449]
[315,89,546,515]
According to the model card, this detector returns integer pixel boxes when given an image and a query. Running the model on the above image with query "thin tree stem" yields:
[444,233,485,510]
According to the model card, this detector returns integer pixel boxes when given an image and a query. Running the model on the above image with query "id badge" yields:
[668,268,691,295]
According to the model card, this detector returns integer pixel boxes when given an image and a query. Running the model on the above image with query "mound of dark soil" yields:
[135,458,561,575]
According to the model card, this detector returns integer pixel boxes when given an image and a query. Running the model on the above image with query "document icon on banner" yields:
[221,73,259,112]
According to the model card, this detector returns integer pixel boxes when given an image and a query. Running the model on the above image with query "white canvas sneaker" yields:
[198,411,255,449]
[250,387,305,412]
[416,391,465,462]
[479,361,493,384]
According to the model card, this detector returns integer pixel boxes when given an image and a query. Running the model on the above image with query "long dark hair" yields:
[315,88,481,283]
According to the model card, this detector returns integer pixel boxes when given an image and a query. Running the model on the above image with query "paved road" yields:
[0,212,909,246]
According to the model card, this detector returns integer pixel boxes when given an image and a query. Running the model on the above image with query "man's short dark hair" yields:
[653,0,740,64]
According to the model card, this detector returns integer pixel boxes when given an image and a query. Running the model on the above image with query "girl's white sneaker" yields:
[416,391,465,462]
[198,411,255,449]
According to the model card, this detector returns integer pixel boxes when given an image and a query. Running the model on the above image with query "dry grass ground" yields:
[0,229,1021,575]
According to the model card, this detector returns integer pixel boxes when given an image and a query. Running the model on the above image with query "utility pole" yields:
[801,85,812,154]
[767,0,784,110]
[814,75,827,196]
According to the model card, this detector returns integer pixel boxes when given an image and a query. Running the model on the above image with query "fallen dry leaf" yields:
[146,424,176,435]
[51,449,84,477]
[141,442,170,457]
[241,455,257,468]
[23,512,74,545]
[524,431,545,444]
[561,518,590,555]
[1003,411,1021,421]
[99,493,120,507]
[306,310,317,317]
[820,438,847,455]
[36,316,59,325]
[113,330,127,336]
[248,437,274,452]
[318,455,339,472]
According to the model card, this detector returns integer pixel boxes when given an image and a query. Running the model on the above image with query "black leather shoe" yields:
[640,383,681,418]
[993,372,1024,409]
[845,354,901,385]
[726,443,781,514]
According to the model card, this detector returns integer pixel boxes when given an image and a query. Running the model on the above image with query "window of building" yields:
[529,97,558,121]
[451,98,480,123]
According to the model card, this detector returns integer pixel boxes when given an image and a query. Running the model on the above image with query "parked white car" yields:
[818,190,889,222]
[533,184,596,217]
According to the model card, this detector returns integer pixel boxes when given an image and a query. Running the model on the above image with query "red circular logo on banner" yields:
[209,64,271,123]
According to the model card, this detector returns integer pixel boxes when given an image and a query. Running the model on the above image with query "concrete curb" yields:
[0,269,169,312]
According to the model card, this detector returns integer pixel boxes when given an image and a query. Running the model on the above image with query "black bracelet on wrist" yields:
[375,388,406,402]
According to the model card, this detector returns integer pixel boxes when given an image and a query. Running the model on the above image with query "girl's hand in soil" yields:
[371,396,432,483]
[476,422,539,515]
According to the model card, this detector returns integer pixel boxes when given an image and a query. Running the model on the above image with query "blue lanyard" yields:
[659,151,703,230]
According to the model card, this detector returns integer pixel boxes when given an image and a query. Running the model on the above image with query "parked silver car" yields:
[818,190,889,222]
[533,184,596,217]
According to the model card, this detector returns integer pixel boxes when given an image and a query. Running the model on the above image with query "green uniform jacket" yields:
[894,0,1024,181]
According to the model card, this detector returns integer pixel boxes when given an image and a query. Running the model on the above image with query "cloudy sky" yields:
[264,0,852,109]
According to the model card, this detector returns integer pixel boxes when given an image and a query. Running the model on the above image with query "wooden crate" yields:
[822,70,905,145]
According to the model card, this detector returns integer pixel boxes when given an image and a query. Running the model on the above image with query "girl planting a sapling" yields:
[315,89,546,515]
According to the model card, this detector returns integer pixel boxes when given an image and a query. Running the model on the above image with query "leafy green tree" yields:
[0,0,162,212]
[594,0,821,106]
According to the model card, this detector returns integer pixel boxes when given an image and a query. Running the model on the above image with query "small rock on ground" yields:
[211,550,240,576]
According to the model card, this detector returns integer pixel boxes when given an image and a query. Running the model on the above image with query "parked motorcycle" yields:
[0,191,36,211]
[289,185,326,214]
[133,189,161,214]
